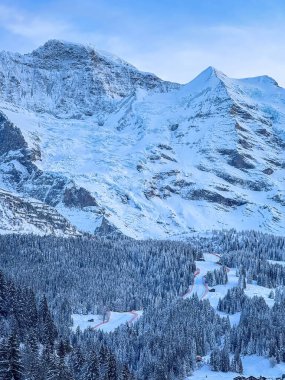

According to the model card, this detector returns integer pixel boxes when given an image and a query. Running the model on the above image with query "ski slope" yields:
[72,310,143,333]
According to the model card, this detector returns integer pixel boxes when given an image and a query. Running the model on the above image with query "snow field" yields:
[71,310,143,333]
[190,355,285,380]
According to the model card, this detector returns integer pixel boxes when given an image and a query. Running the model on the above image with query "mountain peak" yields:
[204,65,219,74]
[31,40,143,71]
[199,66,227,81]
[183,66,228,93]
[31,39,92,60]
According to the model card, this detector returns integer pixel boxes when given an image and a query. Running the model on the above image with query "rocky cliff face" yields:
[0,40,284,237]
[0,188,78,235]
[0,40,176,118]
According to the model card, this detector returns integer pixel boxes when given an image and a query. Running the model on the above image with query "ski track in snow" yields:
[73,252,276,334]
[93,311,111,329]
[128,310,140,324]
[72,310,143,333]
[92,310,141,331]
[184,253,224,302]
[182,268,201,299]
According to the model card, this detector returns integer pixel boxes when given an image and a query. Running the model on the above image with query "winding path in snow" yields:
[128,310,140,325]
[94,252,227,330]
[93,311,111,329]
[183,252,230,301]
[182,268,201,299]
[201,276,209,300]
[92,310,142,331]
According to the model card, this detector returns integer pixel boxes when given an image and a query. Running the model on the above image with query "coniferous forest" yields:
[1,230,285,379]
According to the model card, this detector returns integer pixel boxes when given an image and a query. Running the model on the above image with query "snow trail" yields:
[93,311,111,330]
[128,310,140,325]
[182,268,201,299]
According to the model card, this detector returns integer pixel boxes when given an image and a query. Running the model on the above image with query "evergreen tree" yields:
[121,363,134,380]
[81,350,99,380]
[235,353,243,374]
[2,335,24,380]
[0,340,10,380]
[107,352,117,380]
[0,271,8,317]
[70,347,85,378]
[38,296,57,346]
[210,349,220,371]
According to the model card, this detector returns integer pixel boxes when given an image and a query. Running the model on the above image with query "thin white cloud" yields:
[120,24,285,87]
[0,4,70,43]
[0,4,284,87]
[0,4,126,54]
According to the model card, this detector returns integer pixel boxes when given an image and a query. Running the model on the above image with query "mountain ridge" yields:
[0,40,284,237]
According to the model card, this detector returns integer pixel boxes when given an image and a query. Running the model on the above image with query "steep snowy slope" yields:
[0,40,284,237]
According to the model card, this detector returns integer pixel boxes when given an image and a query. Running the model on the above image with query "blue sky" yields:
[0,0,284,85]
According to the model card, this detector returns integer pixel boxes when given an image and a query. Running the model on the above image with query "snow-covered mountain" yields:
[0,40,284,237]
